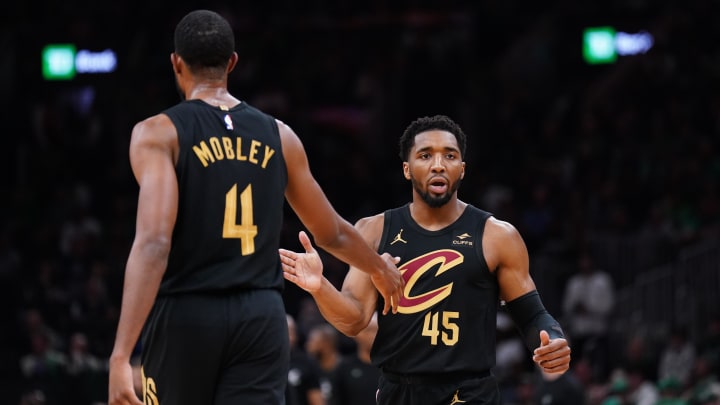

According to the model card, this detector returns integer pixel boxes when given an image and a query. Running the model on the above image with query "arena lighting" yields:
[583,27,654,64]
[75,49,117,73]
[42,44,118,80]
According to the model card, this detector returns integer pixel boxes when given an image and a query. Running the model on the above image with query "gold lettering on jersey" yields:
[192,136,276,168]
[452,233,473,246]
[235,137,248,161]
[192,142,215,166]
[248,140,260,164]
[141,366,160,405]
[397,249,463,314]
[261,146,275,168]
[222,137,235,159]
[209,137,224,160]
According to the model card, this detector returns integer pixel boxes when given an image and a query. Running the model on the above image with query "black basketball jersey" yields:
[371,204,499,374]
[159,100,287,295]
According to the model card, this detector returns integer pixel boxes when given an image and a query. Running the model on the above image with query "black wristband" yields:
[504,290,565,350]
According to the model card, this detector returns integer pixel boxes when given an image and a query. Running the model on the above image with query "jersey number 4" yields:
[223,184,258,256]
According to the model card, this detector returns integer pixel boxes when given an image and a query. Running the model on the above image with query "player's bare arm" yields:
[109,114,179,405]
[483,217,535,302]
[278,120,403,313]
[484,217,571,375]
[281,214,385,336]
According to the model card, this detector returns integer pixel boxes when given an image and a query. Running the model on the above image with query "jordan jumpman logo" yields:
[390,229,407,245]
[450,390,466,405]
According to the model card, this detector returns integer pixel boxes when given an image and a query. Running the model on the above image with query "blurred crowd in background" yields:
[1,1,719,404]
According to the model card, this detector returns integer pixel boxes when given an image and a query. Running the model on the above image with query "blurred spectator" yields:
[19,309,64,354]
[573,358,608,405]
[562,251,615,381]
[305,323,341,402]
[620,333,660,383]
[66,332,106,405]
[286,314,326,405]
[330,313,381,405]
[496,311,528,401]
[600,370,631,405]
[520,183,560,251]
[684,355,720,405]
[658,326,697,388]
[57,184,101,258]
[507,373,536,405]
[534,368,587,405]
[656,377,689,405]
[495,311,527,375]
[626,365,660,405]
[19,331,68,404]
[296,297,329,343]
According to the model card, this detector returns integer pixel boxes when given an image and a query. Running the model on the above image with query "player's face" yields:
[405,130,465,208]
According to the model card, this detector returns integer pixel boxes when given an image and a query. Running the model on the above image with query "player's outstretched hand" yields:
[280,231,323,293]
[532,330,571,375]
[370,253,403,315]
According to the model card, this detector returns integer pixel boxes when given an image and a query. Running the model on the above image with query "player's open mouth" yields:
[428,178,448,194]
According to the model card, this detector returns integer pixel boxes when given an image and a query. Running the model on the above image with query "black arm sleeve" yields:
[504,290,565,351]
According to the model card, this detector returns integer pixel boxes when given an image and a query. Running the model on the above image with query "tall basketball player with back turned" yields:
[107,10,403,405]
[281,115,571,404]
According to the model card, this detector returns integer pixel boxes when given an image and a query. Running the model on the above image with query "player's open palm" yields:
[280,231,323,293]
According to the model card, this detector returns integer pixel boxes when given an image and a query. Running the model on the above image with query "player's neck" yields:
[186,82,238,107]
[409,198,466,231]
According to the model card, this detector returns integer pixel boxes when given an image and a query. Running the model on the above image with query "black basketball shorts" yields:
[140,288,289,405]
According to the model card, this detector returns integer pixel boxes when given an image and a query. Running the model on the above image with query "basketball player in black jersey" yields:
[281,115,571,404]
[108,10,403,405]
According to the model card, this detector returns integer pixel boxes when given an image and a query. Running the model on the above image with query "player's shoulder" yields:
[353,213,385,248]
[134,112,174,133]
[274,118,293,135]
[130,113,177,146]
[354,212,384,230]
[484,216,522,242]
[482,215,529,271]
[274,118,302,148]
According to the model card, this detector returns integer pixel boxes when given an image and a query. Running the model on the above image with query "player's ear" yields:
[170,53,182,74]
[403,162,410,180]
[226,52,239,73]
[460,161,465,179]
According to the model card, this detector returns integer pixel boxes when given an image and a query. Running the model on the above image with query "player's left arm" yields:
[484,217,571,375]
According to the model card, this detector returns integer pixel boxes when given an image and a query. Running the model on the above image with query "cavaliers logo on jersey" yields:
[397,249,463,314]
